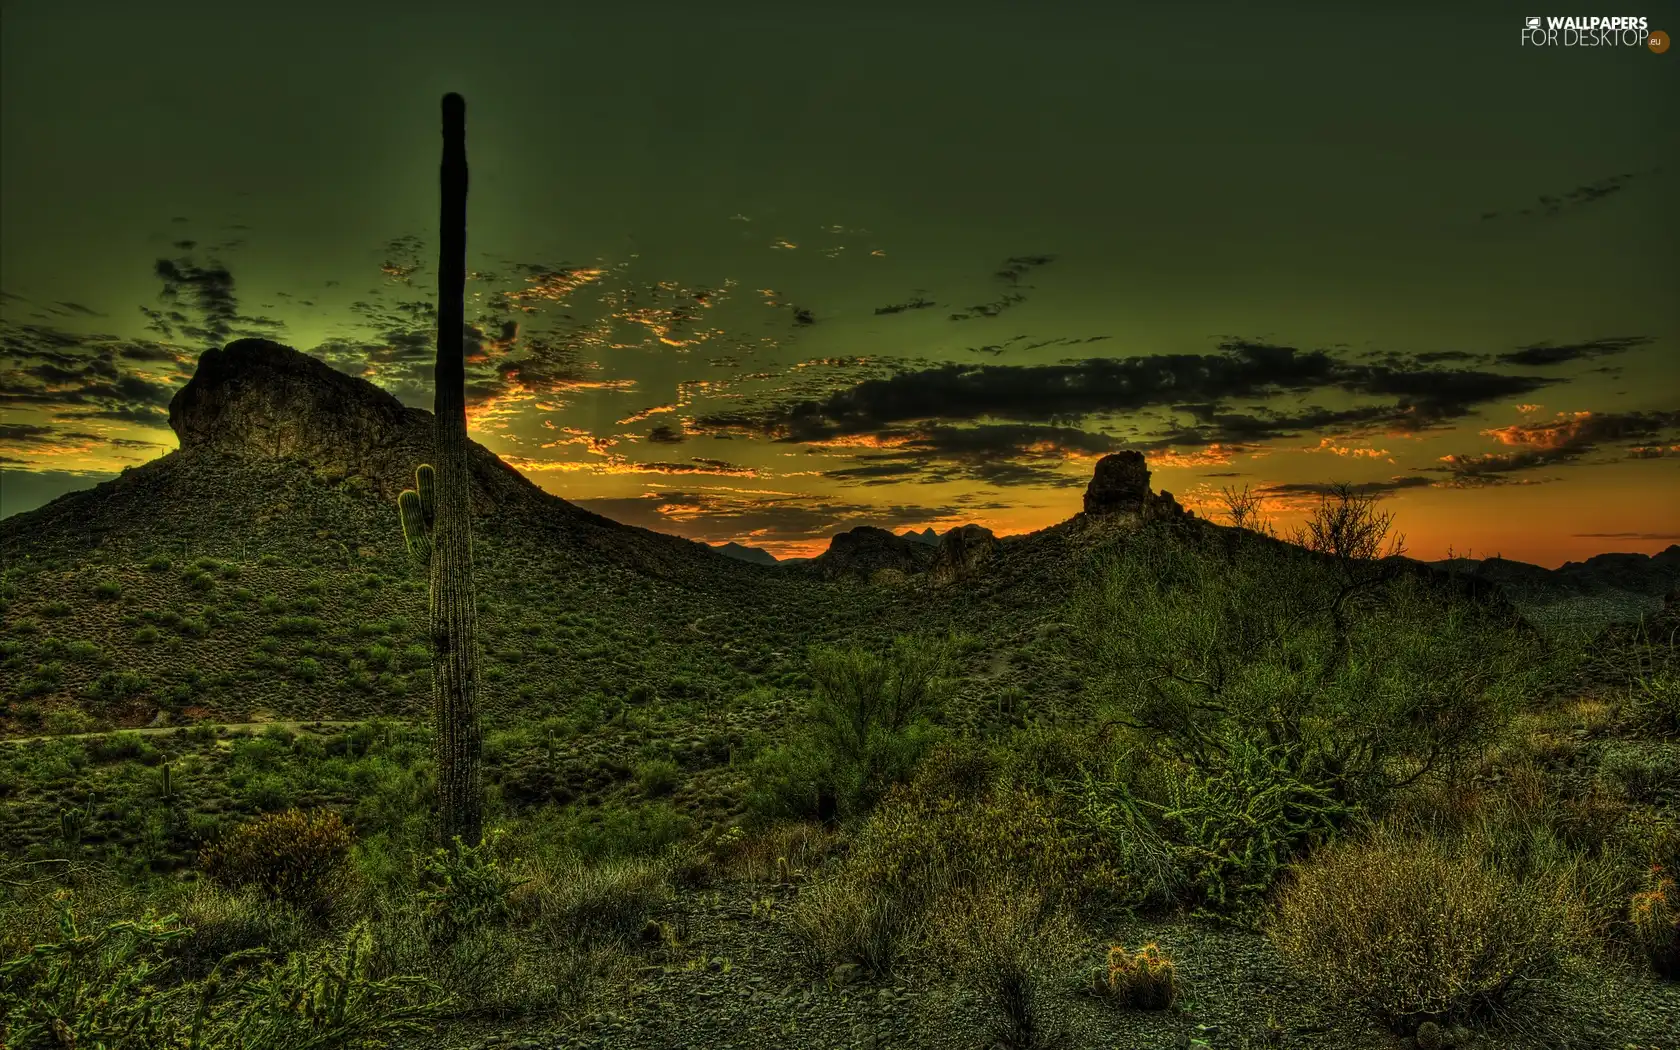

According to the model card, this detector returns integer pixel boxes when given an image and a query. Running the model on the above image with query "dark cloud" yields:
[573,489,971,549]
[816,422,1123,489]
[0,320,185,426]
[1573,531,1680,540]
[1262,476,1435,498]
[697,339,1556,447]
[380,234,426,283]
[947,255,1054,321]
[150,253,286,348]
[0,423,58,444]
[646,423,685,444]
[874,296,937,316]
[1496,336,1652,368]
[1480,168,1658,221]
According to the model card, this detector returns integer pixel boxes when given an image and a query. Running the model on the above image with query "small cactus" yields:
[1090,942,1177,1009]
[1416,1020,1443,1050]
[160,761,173,799]
[1630,868,1680,977]
[397,464,436,568]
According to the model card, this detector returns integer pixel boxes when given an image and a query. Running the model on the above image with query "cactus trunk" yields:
[431,92,483,851]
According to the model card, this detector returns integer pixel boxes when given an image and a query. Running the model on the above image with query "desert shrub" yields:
[1069,752,1190,908]
[1069,730,1349,914]
[1066,522,1541,811]
[749,634,953,821]
[1089,942,1178,1009]
[1269,826,1588,1028]
[217,922,448,1046]
[744,741,834,821]
[635,758,680,797]
[93,579,123,600]
[928,881,1083,1049]
[412,836,528,943]
[788,777,1111,976]
[1599,745,1680,804]
[86,731,160,765]
[200,807,354,913]
[1157,732,1349,913]
[0,894,208,1049]
[557,801,692,861]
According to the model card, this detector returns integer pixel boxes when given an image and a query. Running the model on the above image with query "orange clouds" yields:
[1481,410,1594,449]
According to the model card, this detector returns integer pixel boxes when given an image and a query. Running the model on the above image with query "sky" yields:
[1,1,1677,565]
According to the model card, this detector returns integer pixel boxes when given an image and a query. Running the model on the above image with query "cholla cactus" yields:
[1630,867,1680,977]
[1089,942,1177,1009]
[397,464,436,567]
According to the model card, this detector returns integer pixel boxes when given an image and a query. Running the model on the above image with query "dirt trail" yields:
[0,719,383,746]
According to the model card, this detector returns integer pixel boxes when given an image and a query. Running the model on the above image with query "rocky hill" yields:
[0,340,932,736]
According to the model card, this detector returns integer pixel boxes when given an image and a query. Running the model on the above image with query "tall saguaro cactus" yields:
[429,91,484,850]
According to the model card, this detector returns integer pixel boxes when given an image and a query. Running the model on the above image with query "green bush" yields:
[635,758,680,797]
[516,854,672,947]
[169,883,311,979]
[413,836,528,943]
[749,635,953,822]
[0,894,209,1049]
[86,731,161,765]
[200,808,354,913]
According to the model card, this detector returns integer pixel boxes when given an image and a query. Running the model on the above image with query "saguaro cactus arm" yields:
[397,465,437,566]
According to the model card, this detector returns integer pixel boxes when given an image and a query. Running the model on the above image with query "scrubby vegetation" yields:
[4,483,1678,1049]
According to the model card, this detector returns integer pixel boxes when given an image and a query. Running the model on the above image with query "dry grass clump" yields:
[512,853,673,947]
[926,881,1084,1050]
[1269,825,1590,1028]
[786,778,1104,979]
[721,820,840,885]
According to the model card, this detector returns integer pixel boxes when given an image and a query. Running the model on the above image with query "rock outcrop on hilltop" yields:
[807,526,939,580]
[1082,451,1188,521]
[167,338,544,512]
[930,524,997,585]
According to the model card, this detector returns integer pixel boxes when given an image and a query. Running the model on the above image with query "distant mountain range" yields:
[710,527,945,567]
[1429,549,1680,628]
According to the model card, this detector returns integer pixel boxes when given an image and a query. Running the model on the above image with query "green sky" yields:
[2,1,1676,565]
